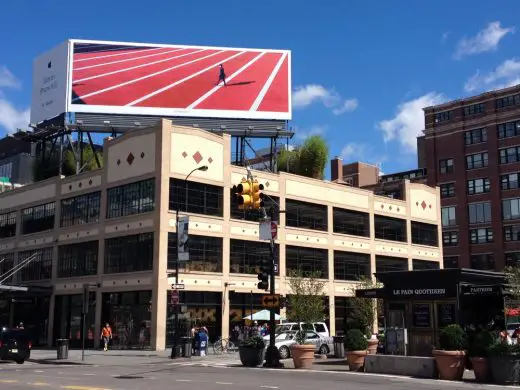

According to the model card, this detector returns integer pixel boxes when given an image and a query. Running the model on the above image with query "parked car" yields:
[275,322,330,337]
[273,331,333,359]
[0,327,31,364]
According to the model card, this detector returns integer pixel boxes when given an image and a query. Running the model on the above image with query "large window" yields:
[167,234,222,272]
[441,206,456,227]
[466,152,488,170]
[333,208,369,237]
[504,225,520,242]
[470,228,493,244]
[60,191,101,227]
[443,231,458,246]
[18,247,53,281]
[467,178,490,195]
[375,256,408,273]
[500,146,520,164]
[104,232,154,274]
[465,128,487,145]
[470,254,494,270]
[58,241,98,278]
[169,179,223,217]
[285,246,328,278]
[502,173,520,190]
[503,198,520,220]
[107,179,155,219]
[285,200,327,231]
[440,183,455,198]
[0,211,16,239]
[230,193,279,222]
[0,253,14,283]
[333,251,370,281]
[229,239,279,275]
[468,202,491,224]
[412,259,440,270]
[21,202,55,235]
[439,158,454,174]
[498,120,520,139]
[435,111,452,123]
[411,221,438,246]
[464,103,486,116]
[443,257,459,269]
[374,215,406,242]
[506,252,520,267]
[497,94,520,109]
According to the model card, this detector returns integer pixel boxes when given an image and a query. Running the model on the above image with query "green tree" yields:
[349,277,382,336]
[277,135,329,179]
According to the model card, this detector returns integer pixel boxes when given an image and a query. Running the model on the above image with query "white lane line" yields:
[83,373,96,376]
[34,370,45,373]
[216,382,234,385]
[260,386,278,389]
[74,49,206,82]
[72,50,226,102]
[249,52,287,111]
[75,47,163,62]
[187,51,266,109]
[75,48,184,71]
[126,51,245,106]
[176,379,192,382]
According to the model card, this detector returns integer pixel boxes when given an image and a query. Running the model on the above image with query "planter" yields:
[239,346,265,367]
[489,354,520,385]
[346,350,368,372]
[470,357,490,383]
[290,344,315,369]
[432,350,466,381]
[367,340,379,355]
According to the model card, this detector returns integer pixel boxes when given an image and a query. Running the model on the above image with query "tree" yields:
[349,277,383,336]
[505,265,520,299]
[277,135,329,179]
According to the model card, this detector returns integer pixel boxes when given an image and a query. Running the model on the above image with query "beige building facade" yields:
[0,120,443,350]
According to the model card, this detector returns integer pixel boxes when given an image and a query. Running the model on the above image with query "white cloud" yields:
[377,93,446,152]
[0,66,30,134]
[295,125,327,140]
[464,58,520,92]
[454,21,514,59]
[292,84,358,115]
[0,66,21,89]
[339,142,388,168]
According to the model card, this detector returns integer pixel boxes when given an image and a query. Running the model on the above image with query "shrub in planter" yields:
[238,336,266,367]
[432,324,467,381]
[290,330,315,369]
[345,329,368,372]
[488,340,520,385]
[468,330,495,383]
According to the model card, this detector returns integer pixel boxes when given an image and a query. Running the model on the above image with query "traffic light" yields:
[257,257,269,290]
[251,180,265,209]
[232,179,253,210]
[279,296,287,309]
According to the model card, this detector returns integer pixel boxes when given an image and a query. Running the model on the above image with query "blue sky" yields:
[1,1,520,178]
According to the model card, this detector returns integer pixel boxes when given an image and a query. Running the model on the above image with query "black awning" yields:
[355,288,385,299]
[460,284,504,296]
[0,284,53,297]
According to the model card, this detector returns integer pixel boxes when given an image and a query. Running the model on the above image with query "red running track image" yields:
[69,42,291,119]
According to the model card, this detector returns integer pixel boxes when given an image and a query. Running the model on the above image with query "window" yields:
[441,206,456,227]
[434,111,452,123]
[470,228,493,244]
[333,251,370,281]
[443,257,459,269]
[104,233,154,274]
[169,179,223,217]
[443,231,458,246]
[470,254,494,270]
[0,211,16,238]
[285,200,327,231]
[167,234,222,272]
[58,241,98,278]
[411,221,438,246]
[466,152,488,169]
[0,162,12,179]
[439,159,454,174]
[60,191,101,227]
[286,246,328,278]
[467,178,490,195]
[468,202,492,224]
[412,260,440,270]
[230,193,279,222]
[501,173,520,190]
[465,128,487,145]
[504,225,520,241]
[0,253,14,283]
[18,247,53,281]
[464,103,486,116]
[506,252,520,267]
[332,208,370,237]
[375,256,408,273]
[440,183,455,198]
[21,202,55,235]
[107,179,155,219]
[374,215,407,242]
[229,239,279,275]
[497,94,520,109]
[500,147,520,164]
[503,198,520,220]
[498,120,520,139]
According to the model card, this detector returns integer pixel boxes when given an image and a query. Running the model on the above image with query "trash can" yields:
[56,339,69,360]
[181,337,192,358]
[333,336,345,358]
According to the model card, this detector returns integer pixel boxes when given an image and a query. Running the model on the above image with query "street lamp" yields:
[171,165,208,359]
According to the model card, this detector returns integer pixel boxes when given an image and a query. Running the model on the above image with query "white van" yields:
[275,322,330,338]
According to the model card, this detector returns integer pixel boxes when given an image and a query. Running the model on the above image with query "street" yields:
[0,357,509,390]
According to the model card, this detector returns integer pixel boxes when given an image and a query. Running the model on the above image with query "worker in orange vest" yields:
[100,323,112,351]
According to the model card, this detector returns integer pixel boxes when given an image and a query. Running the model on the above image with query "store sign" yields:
[392,288,447,297]
[355,288,384,298]
[460,284,502,296]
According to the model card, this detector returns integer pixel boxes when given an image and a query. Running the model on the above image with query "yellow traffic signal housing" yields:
[234,179,253,210]
[251,181,265,209]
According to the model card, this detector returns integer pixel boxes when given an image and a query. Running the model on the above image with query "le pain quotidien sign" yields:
[390,288,450,299]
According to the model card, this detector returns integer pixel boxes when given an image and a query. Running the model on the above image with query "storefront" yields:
[53,293,96,348]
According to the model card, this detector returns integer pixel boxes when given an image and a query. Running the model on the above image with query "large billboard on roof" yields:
[30,39,292,124]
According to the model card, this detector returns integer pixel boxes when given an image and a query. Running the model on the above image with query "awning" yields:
[355,288,385,299]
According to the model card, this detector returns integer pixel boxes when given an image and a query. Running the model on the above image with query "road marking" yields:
[30,383,50,387]
[83,373,96,376]
[61,386,111,390]
[216,382,234,385]
[176,379,192,382]
[260,387,278,389]
[34,370,45,372]
[0,379,18,383]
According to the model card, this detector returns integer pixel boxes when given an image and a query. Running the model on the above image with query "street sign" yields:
[259,220,278,241]
[270,222,278,240]
[262,294,280,308]
[178,216,190,261]
[171,284,185,290]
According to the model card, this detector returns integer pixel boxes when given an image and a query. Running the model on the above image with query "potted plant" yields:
[238,336,266,367]
[286,269,327,369]
[488,339,520,385]
[350,277,382,354]
[468,330,495,383]
[345,329,368,371]
[432,324,468,381]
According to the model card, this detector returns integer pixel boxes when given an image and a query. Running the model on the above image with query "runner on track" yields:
[217,64,227,86]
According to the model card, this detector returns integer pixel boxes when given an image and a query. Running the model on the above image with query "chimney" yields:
[331,156,343,181]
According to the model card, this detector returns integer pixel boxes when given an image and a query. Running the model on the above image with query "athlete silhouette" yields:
[217,64,227,86]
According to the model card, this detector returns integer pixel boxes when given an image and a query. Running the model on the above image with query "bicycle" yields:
[212,337,237,355]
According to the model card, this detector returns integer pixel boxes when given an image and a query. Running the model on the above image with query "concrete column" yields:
[221,237,230,339]
[94,289,102,349]
[46,294,55,346]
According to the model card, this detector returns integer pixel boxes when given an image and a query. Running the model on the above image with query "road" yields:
[0,358,502,390]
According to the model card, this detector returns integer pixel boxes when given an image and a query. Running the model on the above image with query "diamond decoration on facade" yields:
[397,207,400,212]
[381,204,384,209]
[127,153,135,165]
[416,201,419,206]
[117,159,121,166]
[141,152,145,158]
[265,181,270,187]
[208,157,213,164]
[192,151,203,164]
[429,204,432,209]
[421,201,427,210]
[182,151,188,158]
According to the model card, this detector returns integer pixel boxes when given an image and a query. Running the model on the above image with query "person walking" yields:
[100,323,112,352]
[217,64,227,86]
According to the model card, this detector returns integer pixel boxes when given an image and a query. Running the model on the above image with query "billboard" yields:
[31,39,291,124]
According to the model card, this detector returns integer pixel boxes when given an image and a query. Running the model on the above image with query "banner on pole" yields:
[178,216,190,261]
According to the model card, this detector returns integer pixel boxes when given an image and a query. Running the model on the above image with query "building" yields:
[0,135,35,185]
[419,83,520,271]
[0,120,443,350]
